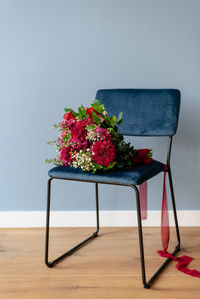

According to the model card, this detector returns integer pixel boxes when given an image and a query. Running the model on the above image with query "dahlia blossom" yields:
[70,119,88,150]
[90,139,116,167]
[60,146,72,166]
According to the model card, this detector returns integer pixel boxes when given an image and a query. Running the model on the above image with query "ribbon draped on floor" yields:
[139,164,200,278]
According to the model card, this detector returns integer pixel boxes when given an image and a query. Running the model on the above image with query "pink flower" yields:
[95,127,112,140]
[60,147,72,166]
[90,139,116,167]
[61,131,67,138]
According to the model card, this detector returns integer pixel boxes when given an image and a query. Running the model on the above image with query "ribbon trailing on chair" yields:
[157,165,200,277]
[135,149,152,220]
[139,181,148,220]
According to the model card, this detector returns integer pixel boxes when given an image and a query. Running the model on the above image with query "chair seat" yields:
[48,159,164,185]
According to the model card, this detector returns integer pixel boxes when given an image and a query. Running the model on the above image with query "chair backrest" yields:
[96,89,181,136]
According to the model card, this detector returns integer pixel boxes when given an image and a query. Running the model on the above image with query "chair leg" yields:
[45,178,100,268]
[168,167,181,249]
[131,185,180,289]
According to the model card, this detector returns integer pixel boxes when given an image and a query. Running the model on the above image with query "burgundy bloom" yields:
[70,119,88,150]
[90,139,116,167]
[133,149,152,164]
[60,146,72,166]
[71,120,87,139]
[63,110,75,121]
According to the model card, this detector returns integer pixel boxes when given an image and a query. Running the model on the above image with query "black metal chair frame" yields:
[45,136,180,289]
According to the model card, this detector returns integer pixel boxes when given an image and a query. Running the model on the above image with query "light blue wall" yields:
[0,0,200,211]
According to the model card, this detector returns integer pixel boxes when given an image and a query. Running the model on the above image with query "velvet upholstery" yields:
[96,89,181,136]
[48,159,164,185]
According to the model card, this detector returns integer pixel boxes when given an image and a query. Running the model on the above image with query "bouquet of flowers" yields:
[45,100,152,173]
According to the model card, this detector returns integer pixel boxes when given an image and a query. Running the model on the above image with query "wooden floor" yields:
[0,227,199,299]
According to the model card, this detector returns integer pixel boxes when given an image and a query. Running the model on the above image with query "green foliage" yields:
[117,112,123,125]
[78,105,87,119]
[93,99,101,105]
[115,141,135,170]
[110,115,116,127]
[64,108,72,113]
[103,161,117,171]
[93,162,103,169]
[92,110,101,124]
[64,108,78,117]
[86,124,96,130]
[91,104,104,113]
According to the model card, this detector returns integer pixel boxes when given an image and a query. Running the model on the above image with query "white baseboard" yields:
[0,210,199,228]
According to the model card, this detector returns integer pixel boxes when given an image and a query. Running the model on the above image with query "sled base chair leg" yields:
[132,184,180,288]
[45,178,99,268]
[45,177,180,289]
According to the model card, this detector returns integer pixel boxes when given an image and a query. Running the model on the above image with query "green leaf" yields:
[66,132,71,139]
[64,108,72,113]
[72,111,79,117]
[117,112,123,125]
[93,99,101,105]
[78,107,83,119]
[86,124,96,130]
[78,106,87,119]
[92,104,104,113]
[107,127,118,138]
[64,108,78,117]
[103,161,117,170]
[92,110,101,124]
[104,116,111,127]
[110,115,116,127]
[93,162,103,169]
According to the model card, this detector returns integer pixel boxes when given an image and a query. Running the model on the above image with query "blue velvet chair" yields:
[45,89,181,288]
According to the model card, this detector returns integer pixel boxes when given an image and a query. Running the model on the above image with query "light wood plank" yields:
[0,227,200,298]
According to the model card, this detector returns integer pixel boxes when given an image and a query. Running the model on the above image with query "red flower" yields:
[133,149,152,164]
[63,110,75,121]
[71,119,87,140]
[86,107,101,119]
[60,146,72,166]
[90,139,116,167]
[70,119,88,150]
